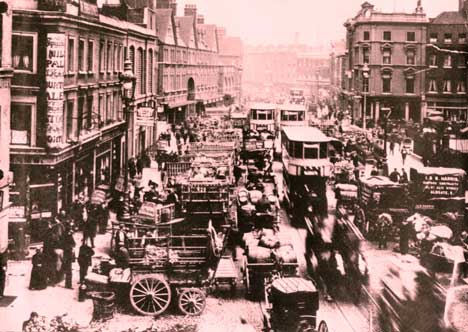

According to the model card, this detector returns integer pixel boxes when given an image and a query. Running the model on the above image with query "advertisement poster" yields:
[45,33,65,148]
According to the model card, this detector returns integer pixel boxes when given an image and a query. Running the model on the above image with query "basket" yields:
[89,291,115,321]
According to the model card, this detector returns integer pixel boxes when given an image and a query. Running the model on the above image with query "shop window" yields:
[383,31,391,41]
[12,33,35,72]
[78,39,85,72]
[363,31,370,41]
[444,33,452,44]
[406,78,415,94]
[77,96,84,136]
[293,142,303,158]
[87,40,94,72]
[10,103,31,145]
[430,33,438,43]
[459,33,467,44]
[304,144,318,159]
[443,80,452,93]
[406,50,415,65]
[382,48,391,64]
[443,55,452,67]
[86,95,93,129]
[457,81,466,94]
[428,79,437,93]
[429,54,437,67]
[406,32,416,42]
[363,77,369,93]
[458,55,466,68]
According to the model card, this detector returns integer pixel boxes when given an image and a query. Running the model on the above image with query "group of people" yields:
[389,168,409,183]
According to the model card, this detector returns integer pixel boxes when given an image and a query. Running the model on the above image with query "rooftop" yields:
[282,126,331,143]
[431,11,468,24]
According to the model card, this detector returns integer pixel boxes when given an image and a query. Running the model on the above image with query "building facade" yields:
[425,1,468,122]
[0,0,12,254]
[342,1,428,124]
[9,0,157,239]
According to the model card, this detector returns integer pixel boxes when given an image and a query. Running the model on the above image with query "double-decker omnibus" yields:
[248,102,277,133]
[279,104,308,129]
[281,126,333,220]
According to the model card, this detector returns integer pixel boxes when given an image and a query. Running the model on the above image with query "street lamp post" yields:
[362,63,370,131]
[119,59,136,198]
[381,107,392,176]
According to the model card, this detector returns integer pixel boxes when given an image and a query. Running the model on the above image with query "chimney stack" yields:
[197,14,205,24]
[169,0,177,15]
[184,4,197,17]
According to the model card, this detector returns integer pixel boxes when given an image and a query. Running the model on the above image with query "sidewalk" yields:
[385,142,424,180]
[0,232,113,332]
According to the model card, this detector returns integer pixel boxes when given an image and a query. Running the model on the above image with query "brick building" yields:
[341,1,428,124]
[9,0,158,238]
[425,0,468,122]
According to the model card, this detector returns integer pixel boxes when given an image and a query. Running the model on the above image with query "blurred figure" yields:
[389,168,400,183]
[62,226,76,289]
[400,168,409,184]
[22,312,40,332]
[78,243,94,283]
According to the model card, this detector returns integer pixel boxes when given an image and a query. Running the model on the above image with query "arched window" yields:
[129,46,135,71]
[137,47,144,95]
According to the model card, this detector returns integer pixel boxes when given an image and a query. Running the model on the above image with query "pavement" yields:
[0,232,113,332]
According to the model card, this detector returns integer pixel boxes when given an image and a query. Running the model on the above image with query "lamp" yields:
[118,58,136,203]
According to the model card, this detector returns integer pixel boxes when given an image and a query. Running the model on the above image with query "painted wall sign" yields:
[136,107,155,127]
[45,33,65,148]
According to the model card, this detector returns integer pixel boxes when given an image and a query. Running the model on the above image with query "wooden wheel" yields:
[318,321,329,332]
[129,275,171,316]
[178,288,206,316]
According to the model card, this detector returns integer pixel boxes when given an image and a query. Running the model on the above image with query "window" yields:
[444,33,452,44]
[113,43,117,72]
[293,142,303,158]
[382,48,391,64]
[99,41,104,72]
[363,77,369,93]
[107,42,112,72]
[459,33,467,43]
[78,39,85,72]
[66,100,75,140]
[443,80,452,93]
[137,48,145,95]
[429,33,438,43]
[459,55,467,68]
[362,47,370,64]
[67,38,75,72]
[106,93,112,122]
[10,103,31,145]
[429,54,437,67]
[443,55,452,67]
[383,31,391,41]
[12,33,36,72]
[304,144,319,159]
[428,79,437,93]
[363,31,370,41]
[99,95,105,126]
[148,49,153,93]
[77,96,84,136]
[406,50,415,65]
[87,40,94,72]
[457,81,466,93]
[406,32,416,42]
[116,45,121,72]
[406,78,415,93]
[86,95,93,129]
[382,73,392,93]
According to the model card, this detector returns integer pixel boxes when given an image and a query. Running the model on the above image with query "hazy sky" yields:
[177,0,459,45]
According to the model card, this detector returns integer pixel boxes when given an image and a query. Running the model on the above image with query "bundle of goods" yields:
[335,183,358,200]
[244,229,296,264]
[333,160,356,183]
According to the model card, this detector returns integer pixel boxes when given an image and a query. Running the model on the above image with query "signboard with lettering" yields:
[411,167,466,201]
[136,107,155,127]
[79,0,99,18]
[45,33,65,148]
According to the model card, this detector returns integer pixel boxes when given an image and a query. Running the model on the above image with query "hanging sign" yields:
[45,33,65,148]
[136,107,155,127]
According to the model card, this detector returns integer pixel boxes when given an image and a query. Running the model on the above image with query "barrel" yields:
[89,291,115,321]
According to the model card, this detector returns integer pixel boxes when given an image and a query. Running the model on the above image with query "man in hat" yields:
[389,168,400,183]
[29,247,47,290]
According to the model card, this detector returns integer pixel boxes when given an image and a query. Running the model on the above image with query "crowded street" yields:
[1,1,468,332]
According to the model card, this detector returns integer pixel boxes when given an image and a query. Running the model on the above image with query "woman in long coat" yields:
[29,248,47,290]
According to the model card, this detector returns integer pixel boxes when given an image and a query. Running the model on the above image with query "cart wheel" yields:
[317,321,329,332]
[295,318,316,332]
[178,288,206,316]
[129,275,171,316]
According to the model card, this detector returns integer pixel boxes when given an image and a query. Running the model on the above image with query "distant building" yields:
[425,0,468,122]
[342,1,428,124]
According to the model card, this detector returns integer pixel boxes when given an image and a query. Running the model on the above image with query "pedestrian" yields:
[136,157,144,176]
[399,219,411,255]
[370,165,379,176]
[389,168,400,183]
[400,168,409,184]
[78,243,94,283]
[22,312,41,332]
[233,162,243,185]
[98,204,109,234]
[82,205,96,248]
[401,147,408,165]
[29,248,47,290]
[128,157,137,179]
[377,214,392,249]
[114,224,129,252]
[62,226,76,289]
[0,251,7,298]
[389,141,395,155]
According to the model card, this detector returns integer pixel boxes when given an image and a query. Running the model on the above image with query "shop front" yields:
[75,150,94,201]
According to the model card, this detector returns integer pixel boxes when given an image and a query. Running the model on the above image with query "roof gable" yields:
[175,16,196,48]
[155,9,175,45]
[431,11,467,24]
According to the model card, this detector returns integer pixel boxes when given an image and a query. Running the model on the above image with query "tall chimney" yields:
[184,4,197,17]
[197,14,204,24]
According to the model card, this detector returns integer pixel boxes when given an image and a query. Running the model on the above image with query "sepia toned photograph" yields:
[0,0,467,331]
